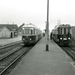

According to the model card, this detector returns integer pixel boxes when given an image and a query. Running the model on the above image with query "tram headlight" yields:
[30,38,32,40]
[68,38,70,39]
[60,38,62,40]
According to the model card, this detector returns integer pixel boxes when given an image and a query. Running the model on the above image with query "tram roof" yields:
[54,24,71,28]
[23,24,36,28]
[22,23,42,31]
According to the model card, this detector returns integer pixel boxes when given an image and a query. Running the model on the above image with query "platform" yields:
[0,35,22,46]
[9,37,75,75]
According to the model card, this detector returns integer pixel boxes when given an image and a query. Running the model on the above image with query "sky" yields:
[0,0,75,32]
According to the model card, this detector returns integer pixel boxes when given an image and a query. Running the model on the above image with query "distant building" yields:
[18,23,24,35]
[57,20,61,25]
[0,24,18,38]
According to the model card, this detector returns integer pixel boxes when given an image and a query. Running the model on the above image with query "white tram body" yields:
[22,23,42,45]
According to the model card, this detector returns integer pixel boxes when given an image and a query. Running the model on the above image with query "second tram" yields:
[51,24,72,46]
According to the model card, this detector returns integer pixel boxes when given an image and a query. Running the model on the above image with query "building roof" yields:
[22,23,38,29]
[18,23,25,28]
[0,24,18,31]
[18,23,25,32]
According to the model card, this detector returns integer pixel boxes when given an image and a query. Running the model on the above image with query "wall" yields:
[0,27,11,38]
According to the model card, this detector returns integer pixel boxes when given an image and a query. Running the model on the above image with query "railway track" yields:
[0,41,23,60]
[0,45,23,60]
[0,42,23,55]
[0,47,32,75]
[0,42,32,75]
[61,46,75,60]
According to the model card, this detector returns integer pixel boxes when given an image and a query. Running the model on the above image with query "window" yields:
[31,30,33,34]
[58,28,62,34]
[64,28,66,34]
[61,28,62,34]
[30,29,35,34]
[25,29,29,34]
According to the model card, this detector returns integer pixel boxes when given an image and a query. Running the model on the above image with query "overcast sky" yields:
[0,0,75,31]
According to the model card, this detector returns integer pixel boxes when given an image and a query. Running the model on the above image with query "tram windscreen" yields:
[58,27,71,34]
[25,29,30,34]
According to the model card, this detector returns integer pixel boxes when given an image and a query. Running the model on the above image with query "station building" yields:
[0,24,18,38]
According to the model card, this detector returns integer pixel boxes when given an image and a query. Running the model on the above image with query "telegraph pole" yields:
[46,0,49,51]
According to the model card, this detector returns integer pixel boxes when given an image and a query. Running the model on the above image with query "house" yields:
[0,24,18,38]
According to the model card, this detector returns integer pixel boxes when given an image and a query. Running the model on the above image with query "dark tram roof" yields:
[54,24,71,28]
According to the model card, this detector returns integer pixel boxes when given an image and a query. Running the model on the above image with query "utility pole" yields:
[46,0,49,51]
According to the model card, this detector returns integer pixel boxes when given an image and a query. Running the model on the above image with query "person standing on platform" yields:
[50,32,52,40]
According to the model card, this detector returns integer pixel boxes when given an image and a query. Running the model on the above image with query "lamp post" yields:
[46,0,49,51]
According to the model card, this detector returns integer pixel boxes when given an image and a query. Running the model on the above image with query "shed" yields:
[0,24,18,38]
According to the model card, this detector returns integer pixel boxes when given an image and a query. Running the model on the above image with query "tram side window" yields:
[30,29,35,35]
[58,28,62,34]
[61,28,62,34]
[64,28,66,34]
[34,29,35,34]
[64,28,69,34]
[70,28,72,34]
[62,28,64,34]
[66,28,69,34]
[31,30,33,34]
[68,28,72,35]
